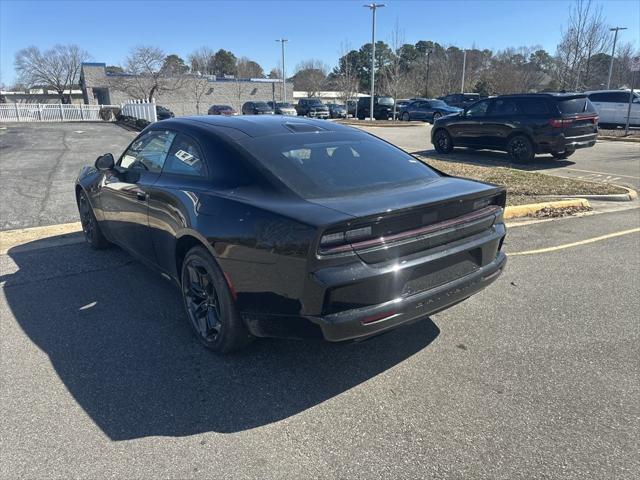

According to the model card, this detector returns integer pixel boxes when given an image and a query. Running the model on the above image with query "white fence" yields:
[121,99,157,123]
[0,103,119,122]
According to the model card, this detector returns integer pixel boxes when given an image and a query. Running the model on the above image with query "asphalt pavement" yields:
[0,123,136,230]
[1,205,639,479]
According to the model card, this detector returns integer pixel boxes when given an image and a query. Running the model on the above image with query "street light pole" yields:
[364,3,385,121]
[276,38,288,102]
[461,49,467,93]
[607,27,627,89]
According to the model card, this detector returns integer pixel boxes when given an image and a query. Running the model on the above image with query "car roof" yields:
[494,92,588,99]
[158,115,355,139]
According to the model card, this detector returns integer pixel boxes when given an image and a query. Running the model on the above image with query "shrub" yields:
[135,118,150,130]
[99,106,121,121]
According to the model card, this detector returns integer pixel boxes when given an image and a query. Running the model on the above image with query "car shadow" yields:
[412,148,576,171]
[2,237,440,440]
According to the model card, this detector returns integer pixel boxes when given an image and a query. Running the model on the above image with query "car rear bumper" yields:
[308,111,330,118]
[539,132,597,153]
[309,251,506,342]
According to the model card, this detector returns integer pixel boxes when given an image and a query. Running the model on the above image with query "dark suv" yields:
[431,93,598,162]
[295,98,329,119]
[241,101,274,115]
[357,96,394,120]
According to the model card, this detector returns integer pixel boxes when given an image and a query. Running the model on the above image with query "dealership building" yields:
[79,63,294,115]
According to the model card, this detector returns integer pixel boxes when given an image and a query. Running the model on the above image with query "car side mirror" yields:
[95,153,115,171]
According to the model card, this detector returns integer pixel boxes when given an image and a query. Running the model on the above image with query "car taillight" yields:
[319,226,373,255]
[549,118,573,128]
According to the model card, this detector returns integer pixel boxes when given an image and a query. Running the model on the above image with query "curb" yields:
[597,136,640,143]
[0,222,82,255]
[504,199,590,220]
[542,185,638,202]
[336,121,423,128]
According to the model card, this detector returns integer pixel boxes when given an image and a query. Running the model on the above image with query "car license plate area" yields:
[401,250,479,297]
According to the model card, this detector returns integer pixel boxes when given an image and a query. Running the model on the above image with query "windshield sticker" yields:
[175,149,198,166]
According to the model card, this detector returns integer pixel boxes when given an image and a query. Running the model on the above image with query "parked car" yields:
[440,93,485,109]
[327,103,347,119]
[431,93,598,162]
[356,96,395,120]
[156,105,174,120]
[241,101,274,115]
[295,98,330,119]
[586,89,640,128]
[395,99,412,111]
[207,105,238,116]
[76,116,506,353]
[267,101,298,116]
[400,99,462,122]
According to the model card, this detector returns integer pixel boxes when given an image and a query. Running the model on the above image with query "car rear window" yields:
[557,97,595,114]
[240,133,440,198]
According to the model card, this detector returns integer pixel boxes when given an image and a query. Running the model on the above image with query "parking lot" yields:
[1,122,639,478]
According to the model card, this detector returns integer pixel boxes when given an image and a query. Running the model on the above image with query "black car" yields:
[241,101,274,115]
[156,105,174,120]
[400,99,462,122]
[76,116,506,353]
[357,96,395,120]
[431,93,598,162]
[327,103,347,119]
[295,98,330,119]
[440,93,485,109]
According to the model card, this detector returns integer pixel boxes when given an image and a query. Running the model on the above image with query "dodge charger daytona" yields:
[76,116,507,353]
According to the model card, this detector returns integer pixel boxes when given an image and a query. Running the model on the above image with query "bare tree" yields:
[191,75,213,114]
[118,45,185,100]
[188,47,216,75]
[580,5,611,88]
[382,21,404,119]
[335,41,359,107]
[236,57,265,78]
[14,44,90,103]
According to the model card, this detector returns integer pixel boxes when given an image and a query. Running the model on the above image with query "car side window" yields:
[120,130,176,173]
[163,134,207,177]
[466,99,490,117]
[490,98,519,115]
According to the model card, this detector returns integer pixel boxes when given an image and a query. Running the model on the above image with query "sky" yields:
[1,0,639,85]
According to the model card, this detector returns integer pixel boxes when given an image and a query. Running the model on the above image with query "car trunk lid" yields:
[313,177,505,264]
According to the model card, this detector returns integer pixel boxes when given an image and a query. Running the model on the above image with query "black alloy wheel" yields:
[433,129,453,154]
[432,112,442,121]
[507,135,535,163]
[180,246,251,353]
[77,190,109,249]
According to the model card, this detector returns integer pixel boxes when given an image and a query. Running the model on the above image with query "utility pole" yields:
[607,27,627,89]
[276,38,288,102]
[461,49,467,93]
[364,3,385,121]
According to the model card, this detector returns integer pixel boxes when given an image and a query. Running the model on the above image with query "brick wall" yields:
[80,63,294,115]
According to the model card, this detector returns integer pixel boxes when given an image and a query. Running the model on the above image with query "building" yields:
[0,88,84,104]
[293,91,367,104]
[80,63,294,115]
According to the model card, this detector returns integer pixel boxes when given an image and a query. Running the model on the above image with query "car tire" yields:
[432,112,442,122]
[402,112,410,121]
[507,135,535,163]
[433,129,453,154]
[552,150,575,159]
[181,246,252,354]
[77,190,110,250]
